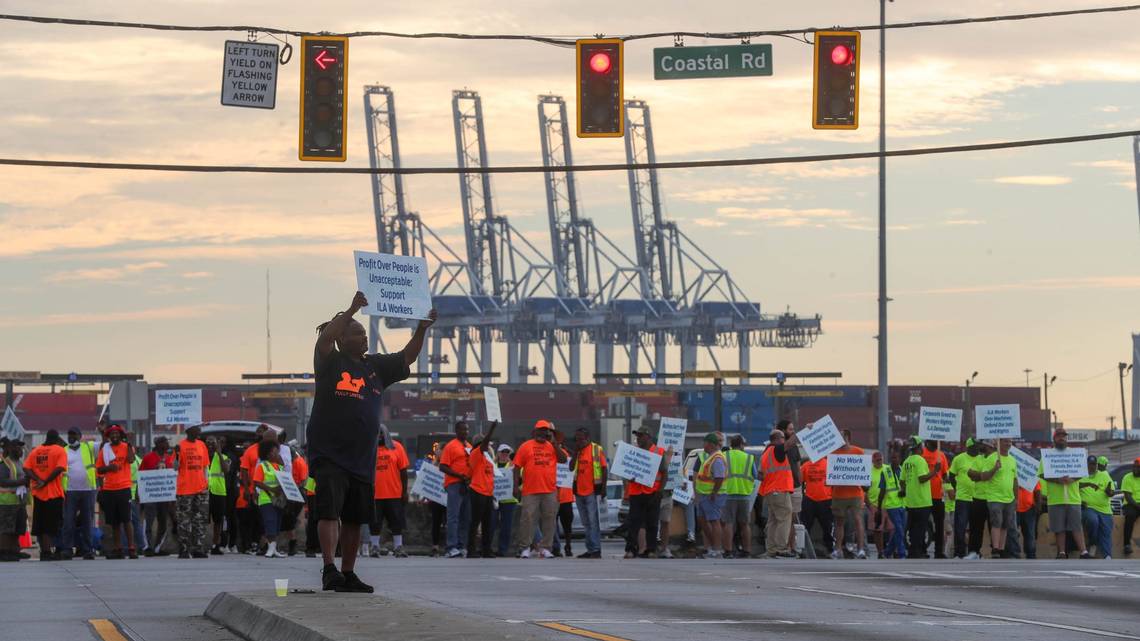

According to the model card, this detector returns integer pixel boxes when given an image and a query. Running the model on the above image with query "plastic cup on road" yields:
[275,579,288,597]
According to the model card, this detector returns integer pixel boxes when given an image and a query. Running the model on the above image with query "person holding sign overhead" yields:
[969,438,1016,559]
[513,420,567,558]
[1037,429,1089,559]
[438,421,472,559]
[174,425,211,559]
[466,422,498,558]
[307,290,435,593]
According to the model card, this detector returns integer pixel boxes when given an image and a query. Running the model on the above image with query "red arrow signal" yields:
[314,49,338,70]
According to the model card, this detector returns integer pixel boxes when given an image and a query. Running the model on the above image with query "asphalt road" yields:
[4,541,1139,641]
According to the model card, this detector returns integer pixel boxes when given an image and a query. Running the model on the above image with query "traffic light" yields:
[812,31,860,130]
[299,36,348,161]
[576,38,623,138]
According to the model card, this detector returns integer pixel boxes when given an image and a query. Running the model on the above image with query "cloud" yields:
[1072,159,1133,174]
[941,219,984,226]
[44,261,167,283]
[0,304,230,329]
[991,176,1073,186]
[712,206,855,229]
[692,218,727,228]
[825,319,956,334]
[1098,106,1121,113]
[841,276,1140,298]
[672,186,784,203]
[181,271,213,279]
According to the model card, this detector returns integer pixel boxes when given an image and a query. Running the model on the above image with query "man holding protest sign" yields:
[466,422,498,558]
[624,427,672,558]
[1037,429,1089,559]
[307,290,435,592]
[829,429,868,560]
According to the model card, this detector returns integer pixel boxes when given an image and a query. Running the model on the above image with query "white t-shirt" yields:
[66,444,92,491]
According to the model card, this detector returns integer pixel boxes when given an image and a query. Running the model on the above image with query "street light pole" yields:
[875,0,891,454]
[1120,362,1132,440]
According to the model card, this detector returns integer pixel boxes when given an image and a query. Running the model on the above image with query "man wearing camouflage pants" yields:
[174,425,211,558]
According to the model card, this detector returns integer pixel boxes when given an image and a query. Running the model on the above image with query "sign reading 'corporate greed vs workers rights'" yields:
[154,389,202,426]
[975,404,1022,439]
[918,406,963,442]
[353,250,432,321]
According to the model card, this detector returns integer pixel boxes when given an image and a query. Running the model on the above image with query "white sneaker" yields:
[445,548,463,558]
[1104,555,1112,561]
[856,549,868,560]
[660,549,675,559]
[520,548,532,559]
[540,549,555,559]
[829,550,841,560]
[965,552,980,560]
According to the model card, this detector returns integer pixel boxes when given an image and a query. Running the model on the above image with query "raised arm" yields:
[477,422,499,452]
[402,310,438,366]
[317,292,369,359]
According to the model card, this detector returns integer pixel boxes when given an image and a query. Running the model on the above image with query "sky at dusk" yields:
[1,1,1138,429]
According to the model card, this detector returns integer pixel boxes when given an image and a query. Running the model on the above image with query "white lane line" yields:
[786,586,1140,640]
[911,571,963,578]
[1099,571,1140,578]
[1055,570,1109,577]
[508,618,1014,627]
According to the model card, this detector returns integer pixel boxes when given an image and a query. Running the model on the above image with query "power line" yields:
[2,128,1138,175]
[1,4,1138,46]
[1057,367,1119,383]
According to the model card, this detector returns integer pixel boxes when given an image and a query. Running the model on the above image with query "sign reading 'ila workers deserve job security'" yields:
[354,250,432,321]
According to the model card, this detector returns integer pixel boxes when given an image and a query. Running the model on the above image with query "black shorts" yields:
[31,497,63,536]
[312,460,373,525]
[209,494,227,524]
[281,501,302,531]
[99,489,133,527]
[372,498,406,535]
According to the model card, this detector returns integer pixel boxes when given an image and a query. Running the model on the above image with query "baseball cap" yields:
[1087,455,1098,464]
[1134,457,1140,465]
[1097,456,1109,466]
[633,426,652,436]
[965,437,976,448]
[704,433,720,444]
[910,435,923,446]
[105,424,126,436]
[534,419,554,431]
[497,444,513,453]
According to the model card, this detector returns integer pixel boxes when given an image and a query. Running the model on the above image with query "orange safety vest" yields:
[760,446,793,496]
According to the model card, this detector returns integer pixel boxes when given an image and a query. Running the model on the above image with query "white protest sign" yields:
[657,417,688,489]
[672,479,694,505]
[1,406,25,441]
[1009,446,1040,491]
[276,472,305,503]
[411,462,447,506]
[975,404,1021,439]
[221,40,279,109]
[826,454,872,486]
[557,463,574,489]
[798,415,845,462]
[1041,447,1088,479]
[610,441,663,487]
[918,406,963,442]
[484,386,502,422]
[155,389,202,426]
[137,469,178,504]
[493,469,515,501]
[354,250,433,320]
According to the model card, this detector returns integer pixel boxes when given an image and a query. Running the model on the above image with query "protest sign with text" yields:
[483,386,502,422]
[799,415,845,462]
[918,406,963,442]
[610,441,662,487]
[975,404,1021,439]
[155,389,202,426]
[277,473,305,503]
[557,463,574,489]
[353,250,432,321]
[411,462,448,506]
[671,479,694,505]
[137,469,178,504]
[826,454,872,486]
[657,417,688,489]
[1041,447,1088,479]
[493,469,514,502]
[1009,446,1040,491]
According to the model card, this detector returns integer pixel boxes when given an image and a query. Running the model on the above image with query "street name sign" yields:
[654,44,772,80]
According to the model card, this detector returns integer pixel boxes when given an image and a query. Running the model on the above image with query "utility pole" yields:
[1023,368,1032,387]
[875,0,891,454]
[1120,362,1132,439]
[1043,372,1056,430]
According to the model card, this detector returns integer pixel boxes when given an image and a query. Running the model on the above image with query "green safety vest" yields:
[0,458,20,506]
[256,461,281,506]
[303,477,316,495]
[208,453,228,497]
[61,442,98,493]
[868,465,884,505]
[584,443,604,483]
[877,465,903,510]
[130,456,140,501]
[695,451,726,495]
[497,462,518,504]
[723,450,755,496]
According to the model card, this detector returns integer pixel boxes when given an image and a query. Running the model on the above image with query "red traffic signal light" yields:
[299,36,348,161]
[576,39,623,138]
[812,31,860,130]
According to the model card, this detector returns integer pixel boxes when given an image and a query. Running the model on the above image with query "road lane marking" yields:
[536,621,635,641]
[786,586,1140,639]
[89,619,130,641]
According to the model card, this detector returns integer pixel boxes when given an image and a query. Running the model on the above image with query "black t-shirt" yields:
[305,346,410,482]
